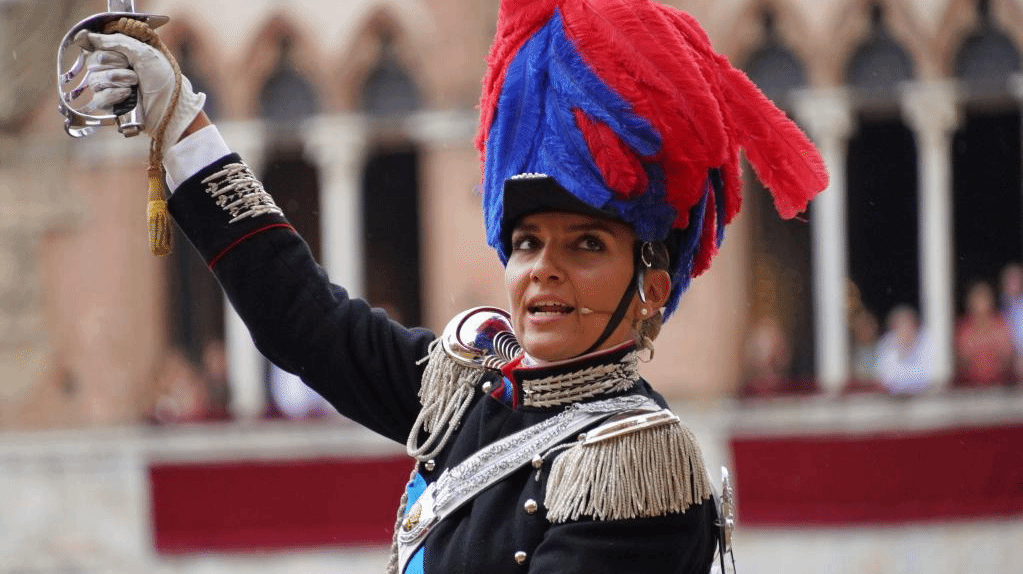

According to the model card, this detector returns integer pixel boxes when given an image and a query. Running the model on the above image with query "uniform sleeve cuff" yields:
[163,125,232,192]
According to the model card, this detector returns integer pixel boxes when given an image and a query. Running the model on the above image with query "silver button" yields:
[531,455,543,469]
[482,381,493,393]
[514,551,528,565]
[523,499,538,514]
[424,459,436,472]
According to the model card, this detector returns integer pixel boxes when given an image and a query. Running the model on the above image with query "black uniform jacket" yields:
[167,154,719,574]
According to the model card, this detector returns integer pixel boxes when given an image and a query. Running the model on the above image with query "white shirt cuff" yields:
[163,125,232,192]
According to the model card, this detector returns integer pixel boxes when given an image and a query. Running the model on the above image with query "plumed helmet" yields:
[476,0,828,319]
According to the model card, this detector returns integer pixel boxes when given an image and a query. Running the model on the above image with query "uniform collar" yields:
[497,342,640,409]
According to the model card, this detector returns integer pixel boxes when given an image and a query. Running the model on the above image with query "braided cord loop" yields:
[102,17,183,256]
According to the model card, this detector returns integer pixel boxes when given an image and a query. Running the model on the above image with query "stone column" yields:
[792,88,854,394]
[303,114,369,297]
[217,120,268,419]
[900,81,960,389]
[1014,74,1023,254]
[1010,73,1023,101]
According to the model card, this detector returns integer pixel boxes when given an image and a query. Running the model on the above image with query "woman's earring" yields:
[640,308,649,317]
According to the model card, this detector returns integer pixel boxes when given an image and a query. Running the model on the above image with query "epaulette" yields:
[544,408,711,522]
[407,307,517,461]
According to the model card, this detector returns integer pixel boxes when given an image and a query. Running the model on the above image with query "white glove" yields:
[78,31,205,150]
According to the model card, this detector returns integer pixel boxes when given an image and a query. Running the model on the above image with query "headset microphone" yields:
[579,307,619,315]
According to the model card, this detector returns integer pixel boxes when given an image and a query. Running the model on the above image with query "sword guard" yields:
[438,307,520,370]
[56,11,169,138]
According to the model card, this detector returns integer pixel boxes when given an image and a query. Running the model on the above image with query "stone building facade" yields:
[2,0,1020,427]
[0,0,1022,572]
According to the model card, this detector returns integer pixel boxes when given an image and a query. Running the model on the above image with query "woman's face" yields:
[504,211,644,362]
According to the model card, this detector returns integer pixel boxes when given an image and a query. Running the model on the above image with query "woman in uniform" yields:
[80,0,827,572]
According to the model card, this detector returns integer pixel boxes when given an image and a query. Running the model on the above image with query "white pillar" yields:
[793,88,854,394]
[217,120,269,419]
[1013,74,1023,253]
[303,114,368,298]
[900,81,961,389]
[1010,73,1023,101]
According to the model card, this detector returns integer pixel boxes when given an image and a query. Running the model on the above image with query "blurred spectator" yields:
[268,363,332,419]
[876,305,934,394]
[152,349,210,423]
[741,315,793,397]
[848,309,881,391]
[955,281,1013,387]
[1000,263,1023,380]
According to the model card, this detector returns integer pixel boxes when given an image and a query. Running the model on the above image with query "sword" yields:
[56,0,169,137]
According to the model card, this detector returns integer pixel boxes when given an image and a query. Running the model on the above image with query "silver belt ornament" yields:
[711,467,738,574]
[57,0,169,138]
[396,395,660,573]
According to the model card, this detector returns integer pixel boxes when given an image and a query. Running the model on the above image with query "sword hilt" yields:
[113,81,143,137]
[56,11,168,138]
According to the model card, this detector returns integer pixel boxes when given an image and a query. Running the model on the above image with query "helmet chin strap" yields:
[578,242,650,356]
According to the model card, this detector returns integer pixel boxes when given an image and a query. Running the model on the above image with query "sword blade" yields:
[105,0,143,136]
[108,0,136,12]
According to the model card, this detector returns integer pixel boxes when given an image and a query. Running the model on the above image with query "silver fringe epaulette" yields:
[406,307,518,461]
[545,408,712,522]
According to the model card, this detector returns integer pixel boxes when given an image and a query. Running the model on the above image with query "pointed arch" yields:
[936,0,1023,78]
[332,6,429,113]
[236,14,328,118]
[845,5,916,95]
[723,0,819,88]
[157,19,224,119]
[826,0,933,87]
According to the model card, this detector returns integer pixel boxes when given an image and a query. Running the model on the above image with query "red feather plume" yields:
[693,185,719,276]
[477,0,830,295]
[476,0,557,162]
[718,64,829,219]
[662,8,828,220]
[573,108,649,198]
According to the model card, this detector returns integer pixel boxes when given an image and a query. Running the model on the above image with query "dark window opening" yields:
[259,144,326,418]
[846,115,920,322]
[746,177,816,381]
[166,226,228,418]
[741,13,814,384]
[361,148,422,327]
[952,108,1023,310]
[260,144,323,261]
[168,230,225,365]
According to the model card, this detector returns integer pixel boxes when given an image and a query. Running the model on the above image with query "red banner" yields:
[150,456,411,553]
[731,425,1023,525]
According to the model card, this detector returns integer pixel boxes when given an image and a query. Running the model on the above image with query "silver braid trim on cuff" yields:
[201,162,283,223]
